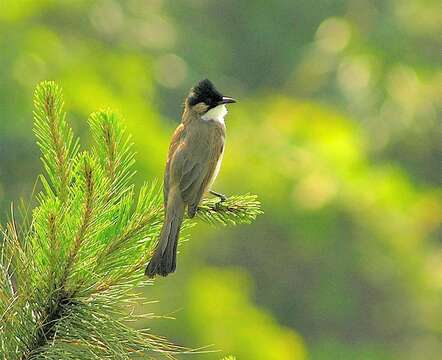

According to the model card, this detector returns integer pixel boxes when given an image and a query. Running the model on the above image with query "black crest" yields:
[188,79,223,109]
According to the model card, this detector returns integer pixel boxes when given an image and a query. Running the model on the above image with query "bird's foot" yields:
[209,190,227,202]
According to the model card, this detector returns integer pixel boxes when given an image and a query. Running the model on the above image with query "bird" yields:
[145,79,236,278]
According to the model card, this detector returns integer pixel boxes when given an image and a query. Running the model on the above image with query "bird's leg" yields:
[209,190,227,202]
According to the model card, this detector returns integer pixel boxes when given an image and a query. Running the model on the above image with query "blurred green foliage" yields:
[0,0,441,359]
[186,269,305,359]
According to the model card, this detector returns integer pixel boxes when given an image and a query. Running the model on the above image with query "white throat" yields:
[201,104,228,125]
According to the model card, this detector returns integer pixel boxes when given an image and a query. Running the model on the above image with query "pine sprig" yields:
[33,81,79,202]
[197,194,263,226]
[88,110,136,202]
[0,81,262,359]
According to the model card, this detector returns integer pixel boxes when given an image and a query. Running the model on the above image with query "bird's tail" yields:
[145,189,185,278]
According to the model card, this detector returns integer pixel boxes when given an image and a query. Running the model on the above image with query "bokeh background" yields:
[1,1,441,359]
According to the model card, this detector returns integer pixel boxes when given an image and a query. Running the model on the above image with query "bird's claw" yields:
[210,190,227,203]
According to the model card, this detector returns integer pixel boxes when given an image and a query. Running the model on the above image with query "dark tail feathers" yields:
[145,196,184,278]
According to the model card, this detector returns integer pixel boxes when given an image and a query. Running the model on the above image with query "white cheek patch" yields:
[201,104,228,125]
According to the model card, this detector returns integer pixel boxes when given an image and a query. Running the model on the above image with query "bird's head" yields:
[186,79,236,115]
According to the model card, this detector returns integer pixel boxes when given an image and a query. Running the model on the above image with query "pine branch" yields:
[197,195,263,226]
[88,110,136,203]
[0,81,262,359]
[33,81,78,202]
[59,158,95,289]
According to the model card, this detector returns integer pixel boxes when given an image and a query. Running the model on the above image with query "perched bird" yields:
[145,79,236,277]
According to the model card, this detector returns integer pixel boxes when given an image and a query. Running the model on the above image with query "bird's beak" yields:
[220,96,236,105]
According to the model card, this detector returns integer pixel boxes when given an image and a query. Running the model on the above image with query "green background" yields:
[0,1,441,359]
